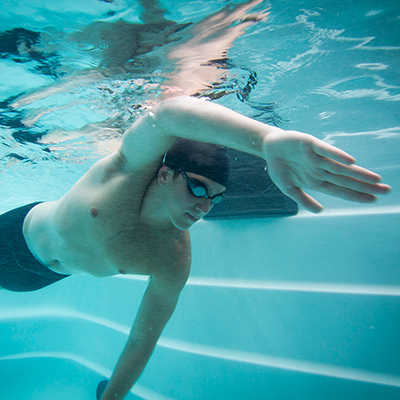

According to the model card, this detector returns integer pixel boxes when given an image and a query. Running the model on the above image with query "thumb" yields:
[96,380,109,400]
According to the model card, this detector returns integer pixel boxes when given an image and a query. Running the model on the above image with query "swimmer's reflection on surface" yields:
[13,0,269,110]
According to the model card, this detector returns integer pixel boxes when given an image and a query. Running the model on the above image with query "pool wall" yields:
[1,208,399,399]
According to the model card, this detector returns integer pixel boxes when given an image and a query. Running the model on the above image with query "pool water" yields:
[3,357,104,400]
[1,0,399,399]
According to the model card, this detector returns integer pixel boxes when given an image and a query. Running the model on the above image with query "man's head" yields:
[162,138,230,187]
[157,139,230,228]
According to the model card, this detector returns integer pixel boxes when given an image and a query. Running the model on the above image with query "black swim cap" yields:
[164,139,230,187]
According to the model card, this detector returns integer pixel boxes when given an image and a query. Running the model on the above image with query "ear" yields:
[158,166,171,186]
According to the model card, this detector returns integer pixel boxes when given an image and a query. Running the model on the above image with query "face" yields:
[164,169,226,230]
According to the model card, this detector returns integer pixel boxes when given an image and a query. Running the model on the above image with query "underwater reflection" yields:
[11,0,269,109]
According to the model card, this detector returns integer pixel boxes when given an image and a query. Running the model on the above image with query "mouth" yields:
[187,213,201,222]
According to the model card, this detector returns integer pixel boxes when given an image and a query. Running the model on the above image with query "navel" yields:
[90,207,98,218]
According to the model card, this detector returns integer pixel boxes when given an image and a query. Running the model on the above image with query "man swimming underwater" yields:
[0,97,391,399]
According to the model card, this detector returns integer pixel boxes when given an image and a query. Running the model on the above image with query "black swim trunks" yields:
[0,202,70,292]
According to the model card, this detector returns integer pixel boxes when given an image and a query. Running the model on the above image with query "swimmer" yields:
[0,96,391,399]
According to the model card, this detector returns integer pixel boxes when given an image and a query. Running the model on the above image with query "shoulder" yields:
[74,151,126,185]
[117,97,207,172]
[118,110,176,172]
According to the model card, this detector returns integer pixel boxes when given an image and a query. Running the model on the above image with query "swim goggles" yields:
[180,170,224,204]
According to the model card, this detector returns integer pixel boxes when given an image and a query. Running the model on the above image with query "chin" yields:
[173,222,192,231]
[172,213,197,230]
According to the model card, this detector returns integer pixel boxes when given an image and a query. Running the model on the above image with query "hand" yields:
[96,380,109,400]
[264,130,391,213]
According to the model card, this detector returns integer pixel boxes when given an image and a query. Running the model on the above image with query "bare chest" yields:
[102,222,190,275]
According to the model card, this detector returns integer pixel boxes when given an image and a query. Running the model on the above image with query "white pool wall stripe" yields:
[0,307,130,335]
[114,275,400,296]
[295,206,400,218]
[159,338,400,388]
[187,279,400,296]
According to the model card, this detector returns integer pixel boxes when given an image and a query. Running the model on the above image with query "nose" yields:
[195,198,213,215]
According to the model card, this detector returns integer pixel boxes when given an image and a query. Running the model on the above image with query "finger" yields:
[96,380,109,400]
[285,186,323,213]
[319,157,384,184]
[325,172,391,195]
[319,181,378,203]
[312,140,355,165]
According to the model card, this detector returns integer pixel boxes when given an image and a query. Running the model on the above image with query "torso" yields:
[22,151,191,278]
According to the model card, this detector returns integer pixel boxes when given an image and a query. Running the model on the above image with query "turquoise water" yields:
[0,0,399,399]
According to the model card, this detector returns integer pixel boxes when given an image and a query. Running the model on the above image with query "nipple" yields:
[90,207,98,218]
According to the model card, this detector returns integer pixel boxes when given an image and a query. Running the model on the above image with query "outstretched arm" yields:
[120,96,390,212]
[99,267,189,400]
